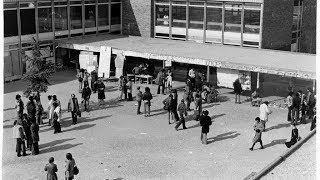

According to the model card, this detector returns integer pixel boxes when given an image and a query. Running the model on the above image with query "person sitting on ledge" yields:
[251,89,262,107]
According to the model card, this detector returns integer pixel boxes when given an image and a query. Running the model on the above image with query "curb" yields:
[248,128,316,180]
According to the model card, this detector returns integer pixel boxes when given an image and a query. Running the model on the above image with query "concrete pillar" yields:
[257,72,260,89]
[207,65,210,83]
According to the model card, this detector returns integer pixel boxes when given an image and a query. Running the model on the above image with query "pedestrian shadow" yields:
[263,139,287,149]
[40,143,83,154]
[265,123,291,132]
[149,110,168,117]
[106,178,123,180]
[104,86,118,93]
[207,131,240,144]
[211,113,226,119]
[39,138,75,149]
[3,107,16,111]
[202,103,221,109]
[3,124,14,129]
[217,95,230,102]
[62,124,96,133]
[60,115,112,128]
[83,98,123,112]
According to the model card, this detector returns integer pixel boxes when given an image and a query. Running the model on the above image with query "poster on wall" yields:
[115,51,126,78]
[239,71,251,91]
[165,58,172,67]
[216,68,239,88]
[98,46,111,78]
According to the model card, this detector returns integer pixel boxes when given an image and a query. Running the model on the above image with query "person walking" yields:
[194,94,202,121]
[285,123,300,148]
[127,79,133,101]
[26,96,36,122]
[35,96,44,125]
[183,89,192,111]
[97,79,106,104]
[118,76,127,101]
[259,101,272,131]
[77,69,84,93]
[136,86,143,115]
[90,69,98,93]
[233,78,242,104]
[15,94,24,120]
[68,94,80,125]
[163,94,174,124]
[171,89,179,122]
[83,70,90,89]
[306,87,316,120]
[199,110,212,145]
[82,84,92,112]
[142,87,152,117]
[65,153,76,180]
[156,69,165,94]
[48,95,54,127]
[12,120,27,157]
[166,69,173,93]
[44,157,58,180]
[298,90,307,124]
[292,92,301,124]
[286,92,293,122]
[250,117,264,150]
[30,118,40,155]
[53,102,62,134]
[21,114,32,151]
[175,99,188,131]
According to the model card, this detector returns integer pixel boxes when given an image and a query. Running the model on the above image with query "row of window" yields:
[155,0,261,47]
[4,1,121,38]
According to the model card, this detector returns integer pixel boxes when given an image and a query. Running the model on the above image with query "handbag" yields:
[73,165,79,175]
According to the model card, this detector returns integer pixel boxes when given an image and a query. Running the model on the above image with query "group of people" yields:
[44,153,78,180]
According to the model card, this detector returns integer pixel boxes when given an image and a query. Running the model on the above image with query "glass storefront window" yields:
[70,6,82,29]
[206,5,222,43]
[21,9,36,35]
[172,2,186,39]
[111,3,121,25]
[4,10,18,37]
[98,4,109,27]
[188,2,204,41]
[55,7,68,31]
[39,8,52,33]
[85,5,96,28]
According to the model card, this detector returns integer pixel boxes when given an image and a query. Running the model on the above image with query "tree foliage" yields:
[22,40,56,97]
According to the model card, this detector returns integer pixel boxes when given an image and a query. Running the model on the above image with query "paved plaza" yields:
[2,70,316,180]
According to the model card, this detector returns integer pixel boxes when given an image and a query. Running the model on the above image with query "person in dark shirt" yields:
[200,110,212,145]
[292,92,301,124]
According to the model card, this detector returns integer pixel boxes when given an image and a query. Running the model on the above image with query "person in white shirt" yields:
[259,101,272,131]
[286,92,293,122]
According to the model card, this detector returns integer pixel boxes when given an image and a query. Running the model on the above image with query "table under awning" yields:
[57,34,316,80]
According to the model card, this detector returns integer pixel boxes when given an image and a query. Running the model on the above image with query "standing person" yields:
[188,68,196,90]
[306,87,315,120]
[136,86,143,115]
[26,96,36,122]
[83,70,90,89]
[286,92,293,122]
[298,90,307,124]
[48,95,54,127]
[310,106,316,131]
[233,78,242,104]
[118,76,127,101]
[259,101,272,131]
[52,102,62,134]
[12,120,26,157]
[292,92,301,124]
[194,94,202,121]
[285,123,300,148]
[132,65,141,75]
[127,79,133,101]
[97,79,106,104]
[68,94,80,125]
[171,89,179,122]
[30,118,40,155]
[195,71,203,91]
[44,157,58,180]
[35,96,44,125]
[90,69,98,93]
[77,69,84,93]
[142,87,152,117]
[175,99,188,130]
[21,114,32,151]
[199,110,212,145]
[183,89,192,111]
[249,117,264,150]
[166,69,173,93]
[163,94,174,124]
[15,94,24,120]
[52,95,61,108]
[65,153,76,180]
[82,84,92,112]
[156,69,165,95]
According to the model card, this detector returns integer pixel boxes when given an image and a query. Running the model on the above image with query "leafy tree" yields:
[22,39,56,98]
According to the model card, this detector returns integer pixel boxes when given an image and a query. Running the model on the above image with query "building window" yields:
[39,8,52,33]
[85,4,96,28]
[111,3,121,25]
[55,7,68,31]
[20,4,36,35]
[155,2,169,38]
[70,6,83,30]
[188,1,204,41]
[4,10,18,37]
[243,7,260,47]
[172,1,186,39]
[224,4,242,45]
[98,3,109,33]
[206,2,222,43]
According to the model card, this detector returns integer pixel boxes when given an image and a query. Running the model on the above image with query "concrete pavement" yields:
[2,70,316,180]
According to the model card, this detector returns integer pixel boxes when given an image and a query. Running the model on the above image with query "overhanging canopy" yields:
[58,34,316,80]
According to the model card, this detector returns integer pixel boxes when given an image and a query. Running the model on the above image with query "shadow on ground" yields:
[207,131,240,144]
[263,139,287,149]
[40,143,83,154]
[39,138,75,149]
[265,123,291,132]
[60,115,112,128]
